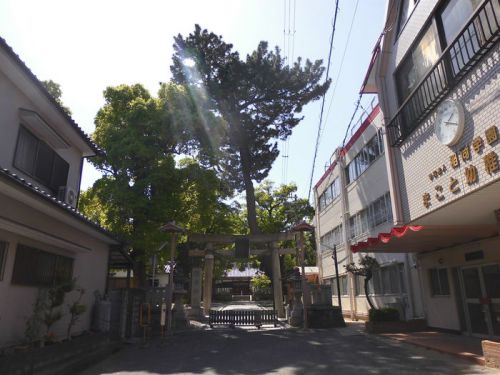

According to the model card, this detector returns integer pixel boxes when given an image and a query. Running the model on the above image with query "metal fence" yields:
[209,309,277,328]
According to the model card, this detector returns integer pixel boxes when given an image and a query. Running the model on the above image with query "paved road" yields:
[79,327,497,375]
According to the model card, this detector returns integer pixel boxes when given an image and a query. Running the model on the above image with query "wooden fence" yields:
[209,309,277,329]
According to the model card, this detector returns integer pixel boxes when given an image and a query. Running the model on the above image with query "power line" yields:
[323,0,360,130]
[307,0,340,201]
[341,94,363,147]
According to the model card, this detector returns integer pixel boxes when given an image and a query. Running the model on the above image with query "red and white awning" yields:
[350,225,499,253]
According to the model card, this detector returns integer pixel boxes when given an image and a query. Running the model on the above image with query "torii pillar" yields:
[203,244,215,315]
[272,243,285,318]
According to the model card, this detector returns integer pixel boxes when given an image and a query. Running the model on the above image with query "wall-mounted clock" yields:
[434,99,465,146]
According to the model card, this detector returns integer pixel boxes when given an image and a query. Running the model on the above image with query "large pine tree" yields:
[171,25,330,233]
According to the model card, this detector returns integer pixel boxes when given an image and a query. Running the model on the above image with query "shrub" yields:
[250,274,271,290]
[369,307,400,322]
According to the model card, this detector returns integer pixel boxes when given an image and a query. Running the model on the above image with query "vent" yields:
[57,186,77,208]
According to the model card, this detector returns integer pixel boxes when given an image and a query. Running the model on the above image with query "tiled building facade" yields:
[364,0,500,337]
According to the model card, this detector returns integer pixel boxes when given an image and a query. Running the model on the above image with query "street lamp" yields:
[160,221,185,334]
[291,221,314,329]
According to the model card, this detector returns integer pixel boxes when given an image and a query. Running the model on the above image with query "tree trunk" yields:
[239,145,259,234]
[364,273,376,311]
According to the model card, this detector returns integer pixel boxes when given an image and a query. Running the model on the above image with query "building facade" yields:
[314,103,424,321]
[0,37,128,347]
[362,0,500,337]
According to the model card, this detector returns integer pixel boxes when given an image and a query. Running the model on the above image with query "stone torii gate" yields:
[187,232,297,319]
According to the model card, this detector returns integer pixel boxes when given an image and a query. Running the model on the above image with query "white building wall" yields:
[0,194,110,346]
[0,70,82,197]
[315,106,423,320]
[375,0,500,332]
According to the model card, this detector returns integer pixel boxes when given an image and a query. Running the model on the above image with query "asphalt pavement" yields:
[78,326,498,375]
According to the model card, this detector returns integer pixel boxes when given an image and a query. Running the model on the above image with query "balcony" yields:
[387,0,500,147]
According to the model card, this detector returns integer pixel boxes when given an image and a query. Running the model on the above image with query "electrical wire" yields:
[323,0,360,130]
[307,0,340,201]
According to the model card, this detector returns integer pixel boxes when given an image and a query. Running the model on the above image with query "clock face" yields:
[434,99,465,146]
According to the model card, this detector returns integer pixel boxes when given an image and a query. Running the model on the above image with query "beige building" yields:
[314,103,424,321]
[0,37,129,347]
[361,0,500,337]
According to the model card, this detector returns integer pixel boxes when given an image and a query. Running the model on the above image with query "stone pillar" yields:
[203,251,214,315]
[190,266,202,317]
[272,245,285,318]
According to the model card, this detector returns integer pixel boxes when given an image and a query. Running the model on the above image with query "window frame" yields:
[13,125,69,196]
[318,177,341,213]
[369,263,404,296]
[345,129,385,185]
[11,244,74,287]
[395,19,443,105]
[429,267,451,296]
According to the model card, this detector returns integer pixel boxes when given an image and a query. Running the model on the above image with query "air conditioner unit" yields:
[57,186,77,208]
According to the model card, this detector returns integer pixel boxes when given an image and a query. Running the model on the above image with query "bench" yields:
[209,309,277,329]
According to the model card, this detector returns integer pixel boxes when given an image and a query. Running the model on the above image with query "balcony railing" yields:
[387,0,500,147]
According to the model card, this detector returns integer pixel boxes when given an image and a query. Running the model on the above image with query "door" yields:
[460,264,500,337]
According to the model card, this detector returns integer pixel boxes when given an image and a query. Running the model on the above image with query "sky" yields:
[0,0,386,201]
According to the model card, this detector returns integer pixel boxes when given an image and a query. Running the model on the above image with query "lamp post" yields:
[160,221,185,334]
[291,221,314,330]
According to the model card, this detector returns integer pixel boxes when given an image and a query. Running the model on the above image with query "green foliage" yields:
[42,79,72,115]
[345,255,379,277]
[43,280,74,340]
[67,286,86,340]
[255,181,314,233]
[24,289,48,345]
[250,273,271,290]
[171,25,330,232]
[81,83,236,285]
[369,308,400,322]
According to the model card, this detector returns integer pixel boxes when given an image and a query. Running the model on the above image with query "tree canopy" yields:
[80,83,235,286]
[170,25,330,233]
[42,80,72,115]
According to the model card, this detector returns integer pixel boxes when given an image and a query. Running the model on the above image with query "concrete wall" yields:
[0,69,82,198]
[0,192,110,347]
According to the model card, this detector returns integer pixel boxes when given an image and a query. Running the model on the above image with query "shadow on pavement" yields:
[78,328,496,375]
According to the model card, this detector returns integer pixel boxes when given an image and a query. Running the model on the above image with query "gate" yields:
[209,309,277,329]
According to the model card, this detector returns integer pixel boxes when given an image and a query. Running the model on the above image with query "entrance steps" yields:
[232,295,252,302]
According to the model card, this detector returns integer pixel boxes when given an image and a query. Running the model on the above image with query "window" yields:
[369,263,404,295]
[369,193,393,228]
[11,244,73,287]
[318,177,341,212]
[14,126,69,195]
[396,0,414,35]
[349,209,369,239]
[0,241,8,281]
[438,0,495,75]
[349,192,392,239]
[430,268,450,296]
[339,275,348,296]
[396,24,440,102]
[345,130,384,184]
[320,224,343,252]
